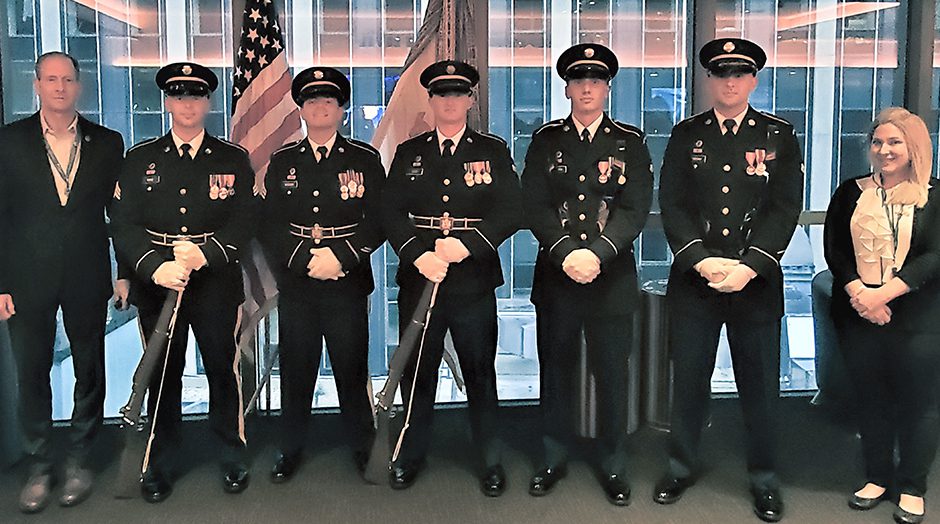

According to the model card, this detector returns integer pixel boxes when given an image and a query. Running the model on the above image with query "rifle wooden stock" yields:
[363,281,437,484]
[114,290,182,499]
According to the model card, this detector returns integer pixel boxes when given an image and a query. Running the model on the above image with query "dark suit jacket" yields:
[0,112,124,308]
[824,175,940,332]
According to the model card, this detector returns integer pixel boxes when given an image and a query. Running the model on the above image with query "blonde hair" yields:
[868,107,931,207]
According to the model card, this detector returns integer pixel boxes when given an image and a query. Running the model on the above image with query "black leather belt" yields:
[147,229,214,246]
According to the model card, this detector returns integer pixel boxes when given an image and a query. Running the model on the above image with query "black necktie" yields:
[722,119,737,136]
[316,146,328,163]
[580,128,591,143]
[180,143,193,160]
[441,138,454,158]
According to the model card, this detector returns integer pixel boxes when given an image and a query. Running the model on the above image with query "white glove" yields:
[707,264,756,293]
[152,261,191,291]
[434,237,470,264]
[694,257,740,283]
[172,240,208,271]
[562,249,601,284]
[307,247,345,280]
[414,252,449,283]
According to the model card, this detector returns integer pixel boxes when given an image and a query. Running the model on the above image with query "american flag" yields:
[230,0,303,197]
[230,0,298,388]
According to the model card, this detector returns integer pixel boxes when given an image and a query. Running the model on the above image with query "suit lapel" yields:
[25,113,65,207]
[63,116,97,207]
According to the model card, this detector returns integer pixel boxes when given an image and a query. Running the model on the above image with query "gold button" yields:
[579,175,586,182]
[442,195,449,202]
[180,226,188,233]
[146,187,152,192]
[579,214,586,221]
[313,207,320,213]
[722,228,730,236]
[722,186,730,194]
[444,179,451,186]
[179,207,187,214]
[580,233,588,240]
[578,194,585,201]
[313,190,320,197]
[722,207,730,215]
[179,188,187,195]
[723,164,731,172]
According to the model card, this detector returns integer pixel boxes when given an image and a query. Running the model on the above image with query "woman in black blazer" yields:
[824,107,940,524]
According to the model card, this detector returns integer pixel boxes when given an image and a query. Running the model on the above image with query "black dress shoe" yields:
[223,464,250,494]
[752,488,784,522]
[848,492,885,511]
[480,465,506,497]
[141,469,172,504]
[59,463,93,507]
[389,461,423,490]
[528,465,567,497]
[353,451,369,475]
[19,472,54,514]
[602,474,631,506]
[270,452,300,484]
[653,476,692,505]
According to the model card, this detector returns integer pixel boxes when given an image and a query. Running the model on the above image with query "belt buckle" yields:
[312,224,324,244]
[439,215,453,235]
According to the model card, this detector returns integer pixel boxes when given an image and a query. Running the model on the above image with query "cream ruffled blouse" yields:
[849,175,914,286]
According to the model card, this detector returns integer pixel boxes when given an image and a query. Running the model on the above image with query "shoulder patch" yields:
[126,136,161,153]
[534,119,565,136]
[347,138,380,157]
[216,137,250,155]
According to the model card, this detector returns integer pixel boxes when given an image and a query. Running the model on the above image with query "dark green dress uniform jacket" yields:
[659,107,804,321]
[522,114,653,315]
[261,135,386,300]
[381,128,523,296]
[112,132,255,307]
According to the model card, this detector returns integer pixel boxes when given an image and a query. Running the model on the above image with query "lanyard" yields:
[42,126,82,196]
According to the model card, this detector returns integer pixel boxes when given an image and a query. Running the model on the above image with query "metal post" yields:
[902,0,935,124]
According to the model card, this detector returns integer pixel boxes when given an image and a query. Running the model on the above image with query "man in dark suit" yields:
[111,62,255,503]
[0,51,125,513]
[381,60,523,495]
[261,66,385,482]
[653,39,804,522]
[522,43,653,507]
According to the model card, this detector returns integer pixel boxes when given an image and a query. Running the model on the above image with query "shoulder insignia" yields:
[478,131,508,146]
[272,139,302,155]
[216,137,250,155]
[347,138,380,158]
[126,136,161,153]
[610,120,642,138]
[533,119,565,136]
[759,111,793,127]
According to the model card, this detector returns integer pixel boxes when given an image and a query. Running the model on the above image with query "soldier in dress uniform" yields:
[652,39,803,522]
[381,60,523,495]
[522,43,653,507]
[111,62,255,503]
[260,66,384,483]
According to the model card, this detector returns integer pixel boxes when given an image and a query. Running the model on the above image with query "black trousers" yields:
[277,294,374,457]
[837,313,940,497]
[535,302,633,476]
[396,287,501,470]
[666,306,780,491]
[136,289,246,471]
[8,294,107,473]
